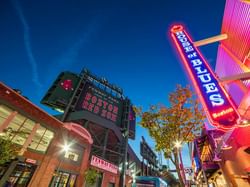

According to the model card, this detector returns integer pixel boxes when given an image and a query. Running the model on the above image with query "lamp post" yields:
[52,143,71,186]
[174,140,186,186]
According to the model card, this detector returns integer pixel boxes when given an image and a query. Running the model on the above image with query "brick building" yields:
[0,82,92,186]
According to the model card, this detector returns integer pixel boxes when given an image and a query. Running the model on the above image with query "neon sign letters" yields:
[170,25,240,130]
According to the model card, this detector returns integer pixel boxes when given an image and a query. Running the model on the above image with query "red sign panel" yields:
[170,25,240,130]
[76,83,122,124]
[90,155,118,174]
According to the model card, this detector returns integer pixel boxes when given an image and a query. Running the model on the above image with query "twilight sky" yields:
[0,0,226,169]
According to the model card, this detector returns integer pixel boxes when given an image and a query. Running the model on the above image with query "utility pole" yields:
[119,98,130,187]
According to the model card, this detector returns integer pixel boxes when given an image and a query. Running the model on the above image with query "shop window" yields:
[3,113,32,146]
[28,126,54,153]
[64,151,79,162]
[50,171,77,187]
[11,119,36,145]
[5,162,36,187]
[0,105,54,153]
[0,105,12,126]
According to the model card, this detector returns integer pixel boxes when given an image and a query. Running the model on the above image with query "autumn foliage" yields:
[135,84,205,187]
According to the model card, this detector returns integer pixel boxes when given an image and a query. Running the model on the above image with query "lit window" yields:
[5,113,32,146]
[0,105,54,153]
[0,105,13,125]
[28,126,54,153]
[64,151,79,161]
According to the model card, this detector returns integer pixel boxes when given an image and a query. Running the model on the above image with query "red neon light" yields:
[170,25,240,131]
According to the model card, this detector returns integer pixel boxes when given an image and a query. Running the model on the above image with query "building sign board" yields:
[76,83,122,125]
[41,72,80,112]
[90,155,118,174]
[170,25,240,130]
[25,158,37,164]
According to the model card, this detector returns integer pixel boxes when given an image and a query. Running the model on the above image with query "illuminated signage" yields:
[26,158,37,164]
[170,25,240,130]
[90,155,118,174]
[77,83,122,124]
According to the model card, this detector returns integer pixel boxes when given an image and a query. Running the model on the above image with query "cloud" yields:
[11,0,42,89]
[44,16,103,86]
[53,18,101,69]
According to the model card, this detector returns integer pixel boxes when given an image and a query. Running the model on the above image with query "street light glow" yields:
[174,140,182,149]
[63,143,70,152]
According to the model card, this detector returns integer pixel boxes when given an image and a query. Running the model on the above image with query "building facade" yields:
[0,76,141,187]
[0,82,93,186]
[172,0,250,186]
[40,69,140,187]
[214,0,250,186]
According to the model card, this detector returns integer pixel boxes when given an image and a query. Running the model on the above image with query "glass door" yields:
[7,162,36,187]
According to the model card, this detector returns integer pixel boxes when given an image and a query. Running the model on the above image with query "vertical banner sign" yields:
[170,25,240,130]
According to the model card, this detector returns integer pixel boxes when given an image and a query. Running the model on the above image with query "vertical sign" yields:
[170,25,240,130]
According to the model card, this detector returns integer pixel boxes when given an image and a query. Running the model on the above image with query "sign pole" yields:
[119,98,131,187]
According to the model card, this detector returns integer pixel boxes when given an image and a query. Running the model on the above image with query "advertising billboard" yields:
[90,155,118,174]
[76,83,123,125]
[41,72,80,112]
[170,25,240,130]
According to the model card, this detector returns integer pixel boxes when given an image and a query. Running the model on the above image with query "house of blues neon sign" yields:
[170,25,240,130]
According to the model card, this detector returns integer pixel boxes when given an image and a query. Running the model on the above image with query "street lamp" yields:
[174,140,182,149]
[174,140,186,186]
[62,143,70,152]
[52,142,72,186]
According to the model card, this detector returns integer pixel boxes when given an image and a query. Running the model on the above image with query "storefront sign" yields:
[170,25,240,130]
[25,158,37,164]
[77,83,122,124]
[90,155,118,174]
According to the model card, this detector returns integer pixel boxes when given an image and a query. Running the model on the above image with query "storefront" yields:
[89,155,120,186]
[0,82,93,187]
[1,160,37,186]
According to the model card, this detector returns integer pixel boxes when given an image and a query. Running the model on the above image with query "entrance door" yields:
[7,162,36,187]
[50,171,77,187]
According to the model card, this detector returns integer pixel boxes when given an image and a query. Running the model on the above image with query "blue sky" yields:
[0,0,226,169]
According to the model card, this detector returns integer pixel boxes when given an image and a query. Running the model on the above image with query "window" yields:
[64,151,79,162]
[0,105,12,125]
[0,105,54,153]
[7,162,37,187]
[28,126,54,153]
[50,171,77,187]
[12,118,36,145]
[5,113,31,146]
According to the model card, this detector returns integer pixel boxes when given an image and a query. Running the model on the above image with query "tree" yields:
[84,168,101,186]
[0,128,21,165]
[135,85,205,187]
